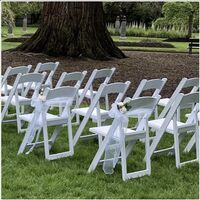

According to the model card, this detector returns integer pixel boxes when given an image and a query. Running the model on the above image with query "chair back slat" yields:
[183,78,199,88]
[18,73,45,84]
[179,92,199,107]
[101,82,130,97]
[56,71,87,88]
[36,62,59,72]
[127,96,160,117]
[7,65,32,76]
[133,78,167,98]
[45,86,78,100]
[94,68,115,79]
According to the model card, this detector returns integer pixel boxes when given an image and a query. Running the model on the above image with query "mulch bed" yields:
[2,50,199,98]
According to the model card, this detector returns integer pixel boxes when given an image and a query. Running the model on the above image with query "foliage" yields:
[154,2,199,33]
[10,2,43,17]
[107,23,188,39]
[2,2,15,26]
[2,2,42,26]
[103,2,163,27]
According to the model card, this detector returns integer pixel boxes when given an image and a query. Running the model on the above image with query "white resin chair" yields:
[72,81,131,146]
[55,71,87,121]
[17,86,78,160]
[148,92,199,168]
[158,77,199,120]
[24,62,59,90]
[88,96,160,181]
[1,73,46,133]
[132,78,167,118]
[1,65,32,95]
[77,68,116,111]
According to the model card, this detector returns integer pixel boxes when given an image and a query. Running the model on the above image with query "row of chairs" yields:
[1,62,199,181]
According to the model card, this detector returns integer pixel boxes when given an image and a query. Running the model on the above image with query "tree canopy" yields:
[154,2,199,37]
[2,2,42,25]
[103,2,163,27]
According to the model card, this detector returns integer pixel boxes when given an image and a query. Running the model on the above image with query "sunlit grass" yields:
[2,106,199,199]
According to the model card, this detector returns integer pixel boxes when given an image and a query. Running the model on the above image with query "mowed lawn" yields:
[2,106,199,199]
[1,26,199,53]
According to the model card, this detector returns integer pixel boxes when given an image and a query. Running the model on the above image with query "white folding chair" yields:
[148,92,199,168]
[77,68,116,111]
[1,73,46,133]
[88,96,160,181]
[72,81,131,146]
[17,86,78,160]
[55,71,87,123]
[132,78,167,118]
[158,77,199,120]
[24,62,59,90]
[1,65,32,95]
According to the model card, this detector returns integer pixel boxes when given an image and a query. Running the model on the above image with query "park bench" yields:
[188,38,199,54]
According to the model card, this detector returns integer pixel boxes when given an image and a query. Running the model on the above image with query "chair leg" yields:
[67,116,74,156]
[174,132,181,168]
[43,122,50,160]
[195,125,199,162]
[177,107,180,121]
[154,106,158,119]
[184,134,195,153]
[105,95,109,111]
[98,134,102,146]
[16,103,22,133]
[18,126,33,154]
[121,136,127,181]
[59,104,63,116]
[145,128,151,175]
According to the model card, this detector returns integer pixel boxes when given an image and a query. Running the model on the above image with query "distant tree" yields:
[155,2,199,38]
[2,2,15,26]
[10,2,42,17]
[103,2,163,27]
[2,2,42,26]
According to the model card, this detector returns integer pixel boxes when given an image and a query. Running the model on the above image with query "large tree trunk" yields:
[16,2,126,60]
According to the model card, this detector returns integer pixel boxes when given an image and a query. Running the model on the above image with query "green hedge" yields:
[108,25,188,39]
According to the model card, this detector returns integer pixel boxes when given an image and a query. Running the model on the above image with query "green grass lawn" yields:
[1,26,199,53]
[112,36,199,53]
[2,106,199,199]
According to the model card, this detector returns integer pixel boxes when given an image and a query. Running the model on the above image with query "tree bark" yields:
[16,2,126,60]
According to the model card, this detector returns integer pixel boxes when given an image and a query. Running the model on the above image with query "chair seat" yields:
[1,83,32,94]
[1,84,13,94]
[90,125,135,138]
[19,113,67,126]
[158,98,169,107]
[78,89,97,99]
[148,118,186,134]
[185,112,200,121]
[1,95,31,106]
[72,107,109,121]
